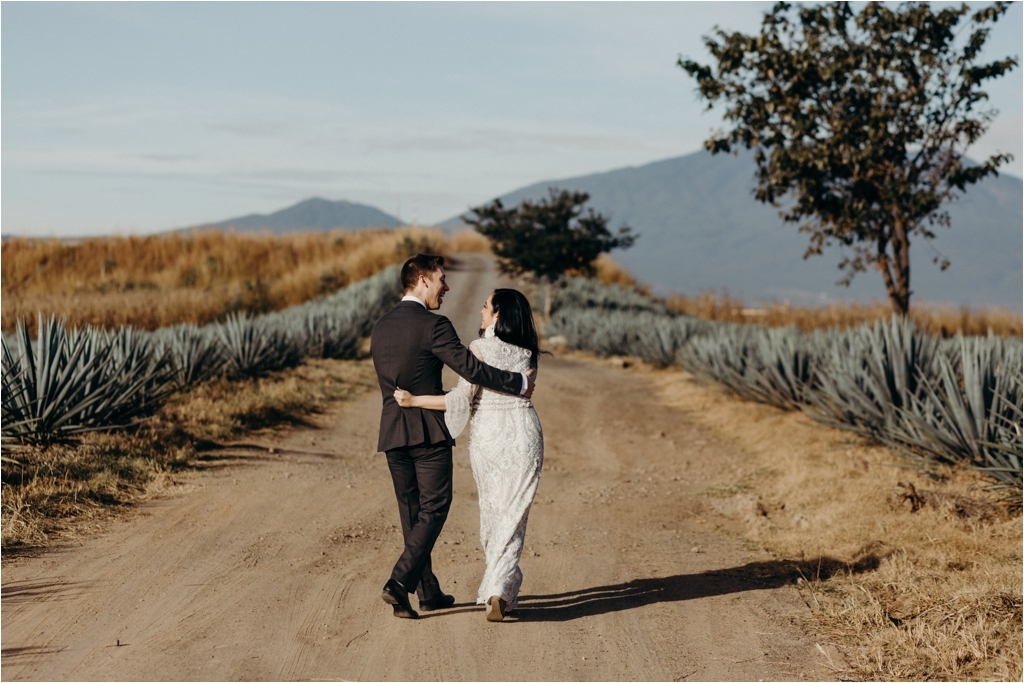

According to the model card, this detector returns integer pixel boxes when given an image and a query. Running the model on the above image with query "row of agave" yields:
[152,267,401,385]
[547,307,708,367]
[2,267,402,443]
[546,278,707,366]
[546,278,1023,493]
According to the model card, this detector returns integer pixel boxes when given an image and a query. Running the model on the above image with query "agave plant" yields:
[75,326,177,429]
[262,264,402,360]
[806,315,943,440]
[299,309,361,359]
[3,315,110,441]
[155,323,227,388]
[679,324,820,410]
[894,335,1023,489]
[214,312,303,379]
[545,275,703,366]
[546,307,704,366]
[1,315,175,442]
[321,264,403,337]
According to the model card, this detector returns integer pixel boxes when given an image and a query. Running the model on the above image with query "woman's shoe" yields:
[485,596,507,622]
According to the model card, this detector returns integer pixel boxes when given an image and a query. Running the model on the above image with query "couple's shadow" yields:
[429,555,880,622]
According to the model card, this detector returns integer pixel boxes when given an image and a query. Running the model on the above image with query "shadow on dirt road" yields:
[513,555,882,622]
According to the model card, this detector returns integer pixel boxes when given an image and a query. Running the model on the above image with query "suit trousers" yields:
[385,443,453,600]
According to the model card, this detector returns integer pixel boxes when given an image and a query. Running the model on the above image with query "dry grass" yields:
[587,253,652,293]
[651,367,1023,681]
[2,227,456,334]
[666,290,1022,338]
[1,358,377,549]
[158,357,376,443]
[444,229,492,254]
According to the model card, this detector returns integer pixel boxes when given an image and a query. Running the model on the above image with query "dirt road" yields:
[1,254,834,681]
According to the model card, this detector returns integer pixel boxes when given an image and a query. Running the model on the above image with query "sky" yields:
[3,1,1022,237]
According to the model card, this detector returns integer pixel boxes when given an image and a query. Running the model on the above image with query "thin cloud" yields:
[363,127,656,155]
[207,121,291,138]
[136,153,200,163]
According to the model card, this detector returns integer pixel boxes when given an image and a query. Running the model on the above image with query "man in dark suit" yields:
[371,254,534,619]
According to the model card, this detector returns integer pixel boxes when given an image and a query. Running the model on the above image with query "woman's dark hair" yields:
[488,288,544,368]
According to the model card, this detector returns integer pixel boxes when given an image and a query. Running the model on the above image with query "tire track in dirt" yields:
[1,253,836,681]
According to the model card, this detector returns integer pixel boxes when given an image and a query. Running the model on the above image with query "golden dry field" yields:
[665,290,1023,338]
[6,227,1015,338]
[578,255,1022,338]
[1,227,490,335]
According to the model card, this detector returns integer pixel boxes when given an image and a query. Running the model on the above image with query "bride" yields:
[393,288,544,622]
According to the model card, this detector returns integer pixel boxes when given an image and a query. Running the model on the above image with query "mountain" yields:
[198,197,401,233]
[440,150,1023,309]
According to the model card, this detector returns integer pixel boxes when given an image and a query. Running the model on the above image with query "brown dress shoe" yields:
[485,596,507,622]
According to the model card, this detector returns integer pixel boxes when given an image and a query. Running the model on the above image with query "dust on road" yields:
[1,254,834,681]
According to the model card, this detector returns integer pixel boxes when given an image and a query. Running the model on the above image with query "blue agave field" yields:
[2,266,402,444]
[547,278,1023,494]
[6,268,1020,493]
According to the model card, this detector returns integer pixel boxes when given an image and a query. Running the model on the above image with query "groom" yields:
[370,254,535,619]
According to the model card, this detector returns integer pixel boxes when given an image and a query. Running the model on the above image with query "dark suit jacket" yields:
[371,300,524,452]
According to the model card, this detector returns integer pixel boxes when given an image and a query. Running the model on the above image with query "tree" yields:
[464,189,637,318]
[679,2,1017,315]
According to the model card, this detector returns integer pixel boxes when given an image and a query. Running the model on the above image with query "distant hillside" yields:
[197,197,401,233]
[440,150,1023,309]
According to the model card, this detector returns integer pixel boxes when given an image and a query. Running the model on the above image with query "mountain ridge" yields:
[194,197,401,233]
[440,150,1022,309]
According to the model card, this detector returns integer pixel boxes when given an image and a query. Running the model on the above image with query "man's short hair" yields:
[400,254,445,292]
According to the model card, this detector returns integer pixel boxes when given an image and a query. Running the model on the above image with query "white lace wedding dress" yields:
[444,325,543,610]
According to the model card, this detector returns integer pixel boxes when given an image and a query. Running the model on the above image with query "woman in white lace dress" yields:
[393,289,544,622]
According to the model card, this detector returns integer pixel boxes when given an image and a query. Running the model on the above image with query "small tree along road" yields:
[465,189,636,318]
[680,1,1017,315]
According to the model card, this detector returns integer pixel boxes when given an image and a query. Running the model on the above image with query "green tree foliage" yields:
[679,2,1017,315]
[465,189,636,317]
